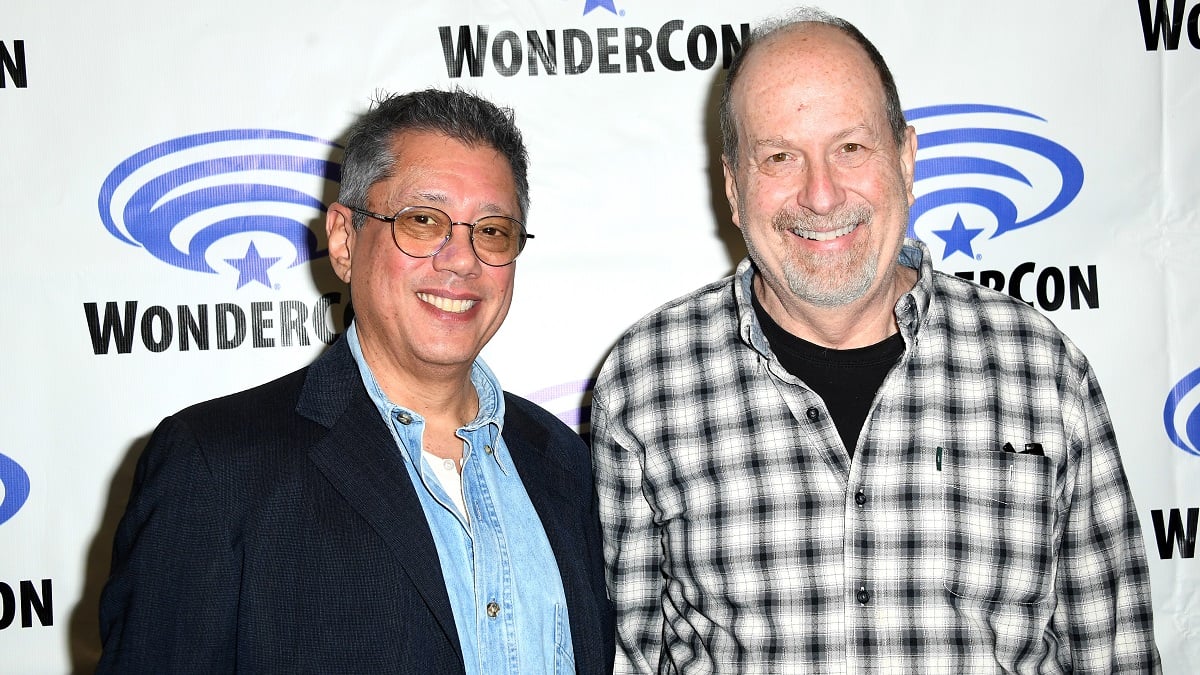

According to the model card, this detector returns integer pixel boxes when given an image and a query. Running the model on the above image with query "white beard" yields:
[743,202,880,308]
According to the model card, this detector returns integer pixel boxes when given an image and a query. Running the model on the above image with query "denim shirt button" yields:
[484,445,494,455]
[486,601,500,618]
[396,412,413,425]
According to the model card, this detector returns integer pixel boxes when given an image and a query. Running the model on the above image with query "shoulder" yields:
[904,240,1073,349]
[180,365,309,417]
[620,274,735,340]
[930,270,1072,338]
[139,364,325,495]
[171,334,357,435]
[503,392,585,448]
[174,367,309,432]
[502,392,590,469]
[926,269,1090,373]
[601,274,739,377]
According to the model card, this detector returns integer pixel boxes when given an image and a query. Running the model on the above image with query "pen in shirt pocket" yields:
[935,442,1044,471]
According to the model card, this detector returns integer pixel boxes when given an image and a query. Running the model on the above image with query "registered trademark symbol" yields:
[975,254,982,261]
[274,283,281,290]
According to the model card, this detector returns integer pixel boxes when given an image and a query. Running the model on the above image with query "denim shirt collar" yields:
[345,322,508,472]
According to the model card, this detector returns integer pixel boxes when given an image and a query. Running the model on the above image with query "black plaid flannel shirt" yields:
[592,240,1160,674]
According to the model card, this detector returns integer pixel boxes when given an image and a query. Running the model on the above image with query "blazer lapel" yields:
[297,339,462,658]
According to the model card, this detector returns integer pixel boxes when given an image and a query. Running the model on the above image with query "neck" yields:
[357,336,480,428]
[754,263,917,349]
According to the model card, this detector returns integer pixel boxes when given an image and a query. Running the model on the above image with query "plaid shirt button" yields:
[805,407,820,422]
[856,587,871,605]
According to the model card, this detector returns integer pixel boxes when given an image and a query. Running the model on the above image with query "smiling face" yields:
[723,23,916,314]
[326,130,519,381]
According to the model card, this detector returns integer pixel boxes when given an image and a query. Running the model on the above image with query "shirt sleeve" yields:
[1052,364,1161,673]
[591,371,664,674]
[97,416,240,674]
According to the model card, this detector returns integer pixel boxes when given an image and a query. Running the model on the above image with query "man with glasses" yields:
[99,88,615,674]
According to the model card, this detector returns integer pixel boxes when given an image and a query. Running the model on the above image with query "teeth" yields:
[792,221,860,241]
[417,293,477,313]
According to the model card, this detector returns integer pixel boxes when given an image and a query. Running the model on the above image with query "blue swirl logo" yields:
[1165,367,1200,457]
[526,379,595,438]
[98,129,342,289]
[0,452,31,526]
[906,104,1084,260]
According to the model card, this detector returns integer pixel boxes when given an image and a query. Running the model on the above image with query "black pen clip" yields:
[1021,442,1044,456]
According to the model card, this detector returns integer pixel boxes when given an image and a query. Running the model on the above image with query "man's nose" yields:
[796,158,845,216]
[431,223,482,274]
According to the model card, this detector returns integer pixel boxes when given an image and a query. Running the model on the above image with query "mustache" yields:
[772,204,873,233]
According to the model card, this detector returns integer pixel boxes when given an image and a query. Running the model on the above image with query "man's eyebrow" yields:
[752,136,793,149]
[411,191,512,216]
[832,125,875,142]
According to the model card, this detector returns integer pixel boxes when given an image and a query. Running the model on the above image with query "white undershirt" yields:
[422,450,469,523]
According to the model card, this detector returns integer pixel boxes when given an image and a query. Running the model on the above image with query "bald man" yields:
[592,7,1159,674]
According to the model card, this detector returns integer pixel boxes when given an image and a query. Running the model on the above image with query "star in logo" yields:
[226,241,281,289]
[932,213,986,260]
[583,0,618,15]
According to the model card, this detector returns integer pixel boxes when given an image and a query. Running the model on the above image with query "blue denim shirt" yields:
[346,324,575,674]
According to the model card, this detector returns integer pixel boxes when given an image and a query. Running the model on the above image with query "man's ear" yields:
[721,155,743,230]
[900,125,918,206]
[326,203,355,283]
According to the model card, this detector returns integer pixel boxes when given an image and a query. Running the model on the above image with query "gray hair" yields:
[337,88,530,228]
[719,7,908,168]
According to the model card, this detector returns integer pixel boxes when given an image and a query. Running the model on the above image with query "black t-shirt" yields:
[752,291,905,458]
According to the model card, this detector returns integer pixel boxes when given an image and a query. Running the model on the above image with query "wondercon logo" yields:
[1164,367,1200,457]
[906,104,1084,261]
[526,379,595,437]
[0,452,31,526]
[98,130,342,289]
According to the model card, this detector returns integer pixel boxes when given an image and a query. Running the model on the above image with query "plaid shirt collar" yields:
[735,238,936,358]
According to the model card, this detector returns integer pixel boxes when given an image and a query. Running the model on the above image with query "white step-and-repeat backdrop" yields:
[2,1,1197,672]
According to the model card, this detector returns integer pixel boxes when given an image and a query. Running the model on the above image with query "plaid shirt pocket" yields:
[939,444,1056,605]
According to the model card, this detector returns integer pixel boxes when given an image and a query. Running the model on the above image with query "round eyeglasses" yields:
[347,205,534,267]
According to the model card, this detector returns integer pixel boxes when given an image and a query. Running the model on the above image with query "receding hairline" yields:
[720,11,909,167]
[731,22,885,111]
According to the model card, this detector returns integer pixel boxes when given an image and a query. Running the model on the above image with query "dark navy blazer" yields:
[98,337,614,674]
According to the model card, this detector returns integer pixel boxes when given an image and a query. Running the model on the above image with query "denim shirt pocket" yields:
[554,603,576,675]
[939,444,1056,605]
